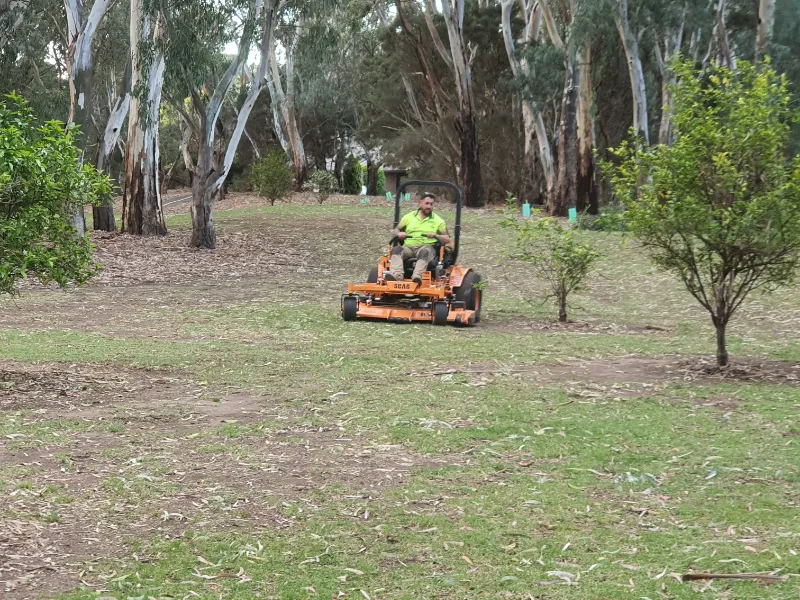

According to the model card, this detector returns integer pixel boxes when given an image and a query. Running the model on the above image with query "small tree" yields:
[303,170,339,204]
[249,150,293,206]
[0,95,109,297]
[606,60,800,367]
[500,196,600,322]
[342,156,362,195]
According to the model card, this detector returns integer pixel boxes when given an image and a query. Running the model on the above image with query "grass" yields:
[1,200,798,599]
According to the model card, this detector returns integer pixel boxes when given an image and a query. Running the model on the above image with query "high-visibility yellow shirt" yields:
[398,210,447,246]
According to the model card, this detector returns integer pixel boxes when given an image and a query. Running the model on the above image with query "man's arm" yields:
[391,215,409,240]
[425,224,450,245]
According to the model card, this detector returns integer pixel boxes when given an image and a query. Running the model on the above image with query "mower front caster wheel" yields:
[342,296,358,321]
[433,301,449,326]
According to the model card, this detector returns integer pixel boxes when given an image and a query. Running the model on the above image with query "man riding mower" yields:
[341,181,483,326]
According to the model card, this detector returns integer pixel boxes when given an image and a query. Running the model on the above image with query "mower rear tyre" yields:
[433,301,449,326]
[342,296,358,321]
[367,267,378,283]
[455,271,483,323]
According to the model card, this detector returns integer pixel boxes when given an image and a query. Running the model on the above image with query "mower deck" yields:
[344,277,477,325]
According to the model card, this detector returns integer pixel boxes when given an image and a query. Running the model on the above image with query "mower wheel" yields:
[342,296,358,321]
[433,301,449,326]
[455,271,483,323]
[367,267,378,283]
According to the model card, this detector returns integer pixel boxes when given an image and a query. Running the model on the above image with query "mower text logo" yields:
[393,283,413,290]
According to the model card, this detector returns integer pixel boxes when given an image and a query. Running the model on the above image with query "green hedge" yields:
[342,156,385,195]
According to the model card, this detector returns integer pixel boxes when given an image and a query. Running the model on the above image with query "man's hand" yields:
[397,232,407,241]
[426,233,437,238]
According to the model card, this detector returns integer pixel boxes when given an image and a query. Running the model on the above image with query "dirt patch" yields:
[689,395,740,411]
[487,316,672,336]
[412,355,800,391]
[0,361,187,414]
[0,362,461,599]
[677,356,800,387]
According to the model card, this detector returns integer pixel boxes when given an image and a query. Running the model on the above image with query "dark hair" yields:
[421,192,436,201]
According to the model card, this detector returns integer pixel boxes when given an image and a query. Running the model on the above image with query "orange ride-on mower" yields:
[341,181,483,326]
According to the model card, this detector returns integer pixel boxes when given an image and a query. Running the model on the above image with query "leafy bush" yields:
[605,59,800,367]
[303,169,339,204]
[0,94,110,297]
[341,157,386,195]
[376,168,386,196]
[343,156,362,194]
[575,202,628,231]
[500,195,600,322]
[249,150,292,205]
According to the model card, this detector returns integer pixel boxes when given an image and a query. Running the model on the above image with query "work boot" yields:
[383,272,397,282]
[412,276,422,285]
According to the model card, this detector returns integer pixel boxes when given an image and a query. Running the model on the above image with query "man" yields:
[385,192,451,284]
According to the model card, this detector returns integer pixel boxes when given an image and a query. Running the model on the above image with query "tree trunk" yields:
[548,47,580,216]
[188,0,274,249]
[715,321,728,367]
[755,0,775,63]
[122,2,166,236]
[190,139,217,249]
[455,109,483,208]
[616,0,649,144]
[558,281,567,322]
[93,55,132,232]
[576,46,596,214]
[500,0,554,206]
[64,0,112,236]
[334,134,346,189]
[366,158,379,196]
[439,0,483,208]
[655,15,685,146]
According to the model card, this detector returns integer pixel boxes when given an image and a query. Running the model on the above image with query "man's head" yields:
[418,192,435,217]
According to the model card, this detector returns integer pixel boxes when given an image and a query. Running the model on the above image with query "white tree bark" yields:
[64,0,112,235]
[211,0,277,194]
[501,0,554,199]
[654,13,685,146]
[97,56,132,173]
[616,0,649,144]
[435,0,483,207]
[265,18,307,189]
[122,0,166,236]
[755,0,775,62]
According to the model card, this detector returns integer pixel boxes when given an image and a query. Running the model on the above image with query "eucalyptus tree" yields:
[122,0,167,235]
[417,0,483,207]
[162,0,278,248]
[61,0,116,234]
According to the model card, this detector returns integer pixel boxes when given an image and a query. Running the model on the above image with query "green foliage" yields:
[0,95,108,297]
[248,150,293,206]
[376,168,386,196]
[575,202,629,231]
[604,59,800,366]
[302,169,339,204]
[500,195,600,322]
[342,156,362,194]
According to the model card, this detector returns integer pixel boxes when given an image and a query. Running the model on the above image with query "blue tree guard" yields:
[568,207,577,223]
[522,203,531,218]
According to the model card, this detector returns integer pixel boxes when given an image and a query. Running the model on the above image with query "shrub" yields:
[343,156,362,194]
[575,202,628,231]
[0,94,110,297]
[303,170,339,204]
[249,150,293,205]
[500,195,600,322]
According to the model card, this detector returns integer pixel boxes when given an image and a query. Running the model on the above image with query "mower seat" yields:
[402,244,453,278]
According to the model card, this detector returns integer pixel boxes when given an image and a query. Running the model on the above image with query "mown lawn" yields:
[1,199,798,599]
